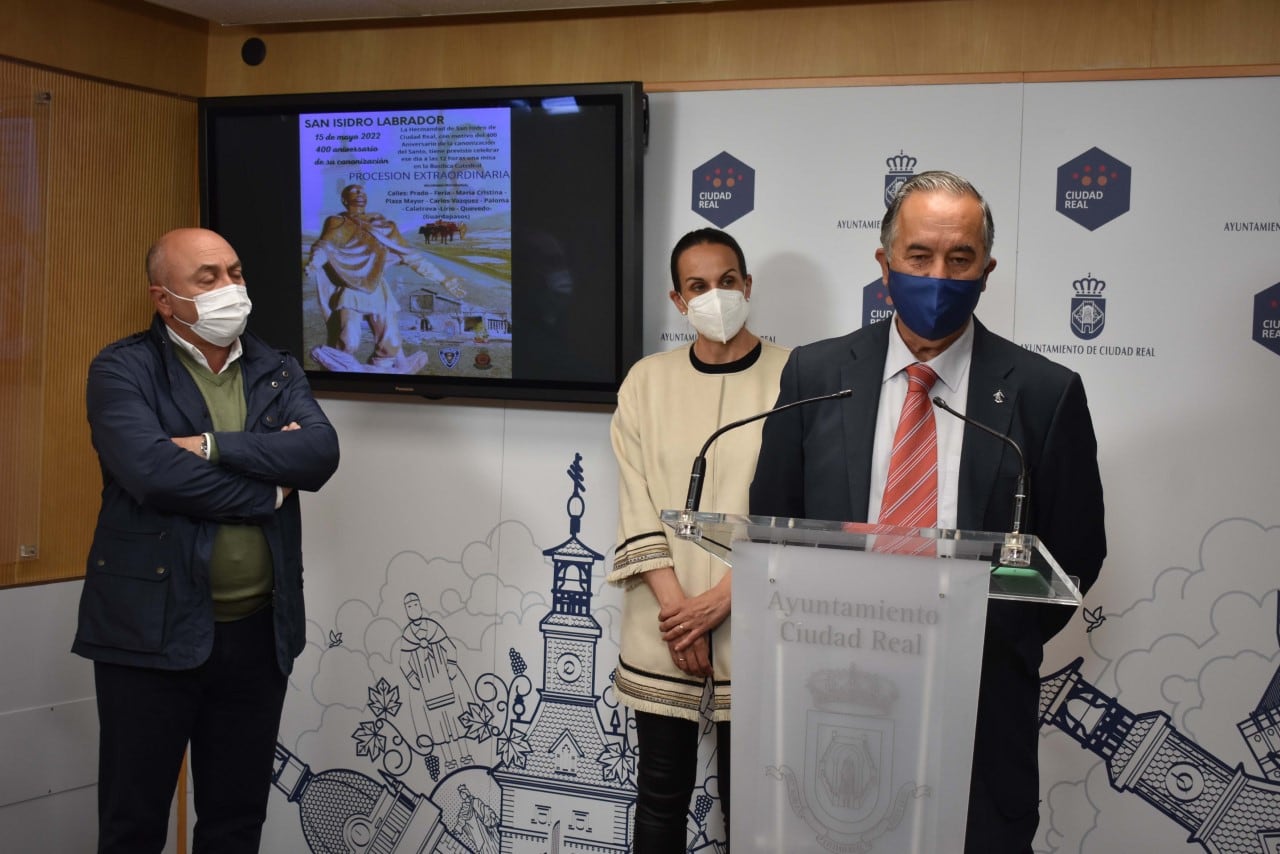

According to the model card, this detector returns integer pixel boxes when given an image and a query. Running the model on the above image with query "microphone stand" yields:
[677,389,853,540]
[931,396,1032,567]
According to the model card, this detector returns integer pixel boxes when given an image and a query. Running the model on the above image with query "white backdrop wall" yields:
[265,74,1280,853]
[643,77,1280,854]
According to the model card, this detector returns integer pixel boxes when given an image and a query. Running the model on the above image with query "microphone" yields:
[930,395,1033,567]
[678,389,853,539]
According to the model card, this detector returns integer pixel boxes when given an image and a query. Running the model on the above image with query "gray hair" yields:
[880,170,995,259]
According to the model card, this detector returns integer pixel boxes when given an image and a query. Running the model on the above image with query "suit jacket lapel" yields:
[958,320,1017,531]
[843,321,891,522]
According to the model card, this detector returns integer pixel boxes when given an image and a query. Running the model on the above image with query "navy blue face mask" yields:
[886,268,986,340]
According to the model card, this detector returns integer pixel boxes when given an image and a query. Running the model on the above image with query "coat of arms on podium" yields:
[768,664,929,851]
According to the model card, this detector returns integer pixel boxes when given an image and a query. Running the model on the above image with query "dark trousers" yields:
[94,606,288,854]
[963,771,1037,854]
[633,710,730,853]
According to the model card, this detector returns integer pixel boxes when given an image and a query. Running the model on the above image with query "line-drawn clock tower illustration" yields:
[1041,651,1280,853]
[493,453,634,852]
[268,454,639,853]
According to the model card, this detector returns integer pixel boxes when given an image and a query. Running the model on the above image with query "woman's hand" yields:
[643,566,727,675]
[658,570,732,653]
[668,633,712,677]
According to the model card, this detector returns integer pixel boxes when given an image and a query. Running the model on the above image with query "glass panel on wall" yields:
[0,91,50,575]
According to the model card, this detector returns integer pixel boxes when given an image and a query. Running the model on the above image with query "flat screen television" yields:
[199,81,645,404]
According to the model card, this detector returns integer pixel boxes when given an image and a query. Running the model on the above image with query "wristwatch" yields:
[200,432,211,460]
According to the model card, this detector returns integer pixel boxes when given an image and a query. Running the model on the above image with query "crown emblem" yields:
[885,150,918,176]
[1073,274,1106,296]
[806,664,898,715]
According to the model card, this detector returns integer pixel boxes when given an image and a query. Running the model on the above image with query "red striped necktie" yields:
[878,362,939,530]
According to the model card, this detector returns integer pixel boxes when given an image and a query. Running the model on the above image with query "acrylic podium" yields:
[660,510,1082,854]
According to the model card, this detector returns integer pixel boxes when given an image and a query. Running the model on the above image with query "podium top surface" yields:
[660,509,1083,606]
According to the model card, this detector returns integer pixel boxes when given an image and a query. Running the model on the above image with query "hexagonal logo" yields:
[691,151,755,228]
[1056,147,1131,231]
[862,277,893,328]
[1253,281,1280,357]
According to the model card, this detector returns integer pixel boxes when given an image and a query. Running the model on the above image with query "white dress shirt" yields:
[165,326,243,374]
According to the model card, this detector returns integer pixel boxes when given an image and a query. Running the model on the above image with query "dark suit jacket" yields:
[749,317,1105,851]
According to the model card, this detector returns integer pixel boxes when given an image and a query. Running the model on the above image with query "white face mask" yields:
[165,284,252,347]
[683,288,750,344]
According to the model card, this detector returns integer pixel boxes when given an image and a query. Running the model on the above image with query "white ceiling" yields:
[141,0,730,27]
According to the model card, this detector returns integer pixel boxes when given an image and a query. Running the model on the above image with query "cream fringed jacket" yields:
[607,340,789,722]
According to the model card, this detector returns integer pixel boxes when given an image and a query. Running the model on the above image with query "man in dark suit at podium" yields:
[749,170,1105,853]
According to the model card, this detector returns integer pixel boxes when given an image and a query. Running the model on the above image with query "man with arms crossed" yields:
[749,171,1105,853]
[74,227,341,853]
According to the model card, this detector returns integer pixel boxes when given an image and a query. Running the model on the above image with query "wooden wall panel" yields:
[0,59,198,586]
[1153,0,1280,67]
[200,0,1280,97]
[0,0,208,97]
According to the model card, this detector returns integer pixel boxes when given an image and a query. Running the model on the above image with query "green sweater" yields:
[176,349,274,621]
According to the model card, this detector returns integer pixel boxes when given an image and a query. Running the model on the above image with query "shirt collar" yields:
[882,316,975,395]
[164,325,243,374]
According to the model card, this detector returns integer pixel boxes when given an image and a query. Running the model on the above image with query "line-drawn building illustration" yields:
[1040,640,1280,853]
[492,453,635,852]
[272,741,472,853]
[1238,601,1280,784]
[268,454,674,852]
